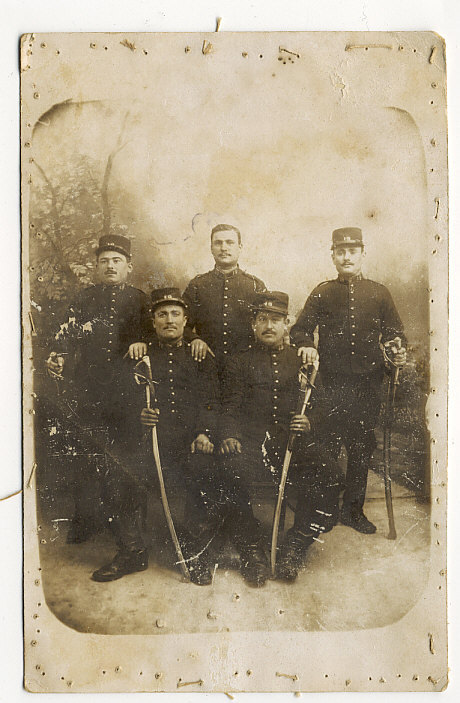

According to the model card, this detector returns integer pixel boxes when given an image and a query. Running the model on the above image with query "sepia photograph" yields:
[21,29,447,692]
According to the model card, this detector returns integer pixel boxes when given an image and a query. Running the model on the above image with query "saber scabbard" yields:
[382,340,403,540]
[270,359,319,576]
[135,356,191,580]
[383,363,399,540]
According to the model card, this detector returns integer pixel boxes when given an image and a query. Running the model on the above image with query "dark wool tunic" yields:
[133,339,220,453]
[290,276,405,377]
[220,344,325,448]
[53,283,152,389]
[183,266,266,368]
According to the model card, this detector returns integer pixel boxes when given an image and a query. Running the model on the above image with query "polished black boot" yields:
[340,506,376,534]
[91,548,148,582]
[239,543,270,587]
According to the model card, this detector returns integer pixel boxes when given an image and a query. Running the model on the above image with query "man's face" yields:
[211,229,242,269]
[332,246,364,278]
[96,250,132,285]
[252,311,287,348]
[153,304,187,342]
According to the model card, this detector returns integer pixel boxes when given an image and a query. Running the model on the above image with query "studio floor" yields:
[37,471,431,635]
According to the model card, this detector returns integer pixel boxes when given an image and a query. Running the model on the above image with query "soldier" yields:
[134,288,266,587]
[92,287,220,583]
[183,223,266,371]
[220,291,339,583]
[290,227,407,534]
[45,234,152,544]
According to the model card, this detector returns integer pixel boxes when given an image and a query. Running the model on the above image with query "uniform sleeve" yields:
[290,288,321,348]
[139,291,153,342]
[220,354,246,441]
[303,372,327,439]
[50,290,85,355]
[182,278,200,341]
[380,286,406,347]
[194,354,220,439]
[254,276,266,293]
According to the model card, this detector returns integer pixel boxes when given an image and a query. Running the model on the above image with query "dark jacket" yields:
[52,283,151,388]
[131,339,220,453]
[183,266,266,368]
[220,343,325,448]
[290,276,405,377]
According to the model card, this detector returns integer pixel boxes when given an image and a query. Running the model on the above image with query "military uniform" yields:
[221,341,339,549]
[290,247,405,525]
[183,266,266,370]
[51,242,152,543]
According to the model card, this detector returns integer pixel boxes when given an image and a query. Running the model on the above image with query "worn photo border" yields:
[20,29,447,693]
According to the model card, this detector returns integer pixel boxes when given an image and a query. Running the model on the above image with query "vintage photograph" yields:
[22,31,447,692]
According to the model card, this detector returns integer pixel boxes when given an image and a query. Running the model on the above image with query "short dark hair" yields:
[211,224,242,246]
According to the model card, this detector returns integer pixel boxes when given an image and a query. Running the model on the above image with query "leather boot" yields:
[276,531,313,582]
[239,543,270,587]
[340,507,376,534]
[91,548,148,582]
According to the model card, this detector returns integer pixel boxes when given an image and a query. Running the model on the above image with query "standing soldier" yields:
[45,234,151,544]
[220,291,339,583]
[183,224,266,372]
[290,227,407,534]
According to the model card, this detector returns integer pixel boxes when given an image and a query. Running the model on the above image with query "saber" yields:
[382,338,403,540]
[270,359,319,576]
[135,356,190,580]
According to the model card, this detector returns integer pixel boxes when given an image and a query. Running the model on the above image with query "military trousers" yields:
[322,370,384,513]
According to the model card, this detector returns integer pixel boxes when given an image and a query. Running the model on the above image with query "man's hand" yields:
[129,342,148,360]
[220,438,242,455]
[190,338,214,362]
[140,407,160,427]
[384,337,407,368]
[191,433,214,454]
[46,352,65,376]
[297,346,319,365]
[290,414,311,435]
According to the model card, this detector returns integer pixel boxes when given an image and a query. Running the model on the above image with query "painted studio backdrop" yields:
[26,33,433,636]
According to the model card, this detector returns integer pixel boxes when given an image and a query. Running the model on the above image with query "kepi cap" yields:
[150,287,188,313]
[252,291,289,317]
[332,227,363,249]
[96,234,131,259]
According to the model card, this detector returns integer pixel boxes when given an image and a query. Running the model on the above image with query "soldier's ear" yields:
[127,261,133,273]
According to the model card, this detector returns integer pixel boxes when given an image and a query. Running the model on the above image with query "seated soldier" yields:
[220,291,340,583]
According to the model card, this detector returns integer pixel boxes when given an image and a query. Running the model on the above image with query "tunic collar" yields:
[100,282,127,292]
[213,265,240,278]
[158,338,184,349]
[337,273,363,284]
[255,339,285,352]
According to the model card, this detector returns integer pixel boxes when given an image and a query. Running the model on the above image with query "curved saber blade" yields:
[270,360,319,577]
[270,448,293,576]
[139,356,191,580]
[150,426,191,579]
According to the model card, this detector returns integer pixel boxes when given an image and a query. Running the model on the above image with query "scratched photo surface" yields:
[22,32,447,692]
